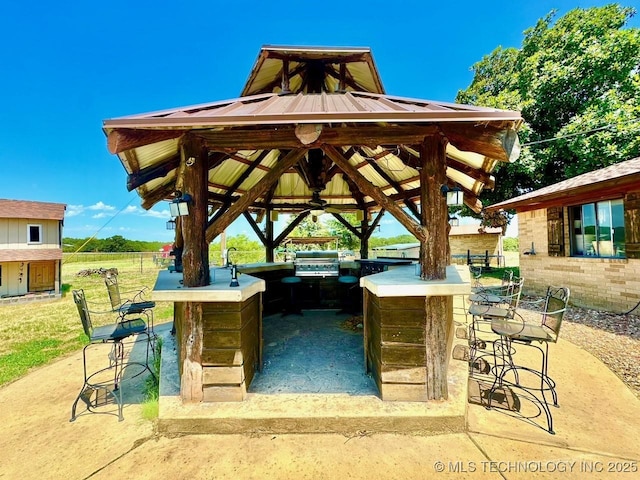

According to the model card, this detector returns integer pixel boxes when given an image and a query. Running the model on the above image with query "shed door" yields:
[29,261,55,292]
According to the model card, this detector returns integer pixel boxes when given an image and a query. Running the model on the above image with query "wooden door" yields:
[29,261,55,292]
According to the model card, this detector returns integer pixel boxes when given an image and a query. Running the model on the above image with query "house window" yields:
[570,199,625,257]
[27,224,42,244]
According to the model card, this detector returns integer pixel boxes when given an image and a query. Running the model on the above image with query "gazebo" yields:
[103,45,522,402]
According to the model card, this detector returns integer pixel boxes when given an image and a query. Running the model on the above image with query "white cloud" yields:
[88,201,116,212]
[123,205,140,214]
[144,208,170,219]
[66,204,85,217]
[91,213,109,219]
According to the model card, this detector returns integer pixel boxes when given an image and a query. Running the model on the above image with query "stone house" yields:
[487,157,640,312]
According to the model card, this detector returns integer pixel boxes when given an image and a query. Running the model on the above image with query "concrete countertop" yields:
[151,268,266,303]
[360,264,471,297]
[236,262,294,274]
[236,261,359,274]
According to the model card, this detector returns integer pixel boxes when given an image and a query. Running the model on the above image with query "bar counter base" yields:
[157,323,469,435]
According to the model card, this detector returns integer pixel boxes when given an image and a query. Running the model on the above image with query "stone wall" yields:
[518,209,640,312]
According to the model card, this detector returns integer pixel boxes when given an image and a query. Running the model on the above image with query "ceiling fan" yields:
[303,190,351,218]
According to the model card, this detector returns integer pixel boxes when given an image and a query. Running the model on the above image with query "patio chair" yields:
[104,273,156,338]
[70,289,155,422]
[467,277,524,375]
[488,285,570,434]
[471,269,514,296]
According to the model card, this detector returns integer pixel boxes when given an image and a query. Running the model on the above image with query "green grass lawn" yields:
[0,252,519,387]
[0,257,173,386]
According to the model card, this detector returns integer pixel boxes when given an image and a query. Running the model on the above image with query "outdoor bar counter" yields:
[360,264,471,401]
[152,267,266,401]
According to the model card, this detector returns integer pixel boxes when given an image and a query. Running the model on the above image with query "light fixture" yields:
[270,211,279,222]
[448,216,459,227]
[310,208,324,217]
[169,191,192,217]
[355,210,364,221]
[441,185,464,206]
[166,219,176,230]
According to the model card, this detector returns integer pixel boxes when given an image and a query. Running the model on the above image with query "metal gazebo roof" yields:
[103,45,522,219]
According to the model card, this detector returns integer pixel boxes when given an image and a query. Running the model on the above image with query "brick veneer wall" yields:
[518,209,640,312]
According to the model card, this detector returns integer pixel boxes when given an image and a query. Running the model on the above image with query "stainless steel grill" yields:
[294,251,340,277]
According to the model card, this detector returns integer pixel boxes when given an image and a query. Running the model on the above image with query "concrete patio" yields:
[1,312,639,479]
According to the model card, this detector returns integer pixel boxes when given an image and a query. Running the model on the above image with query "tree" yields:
[457,5,640,209]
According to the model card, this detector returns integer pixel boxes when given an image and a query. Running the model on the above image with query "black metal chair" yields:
[105,273,156,336]
[70,289,155,422]
[467,277,524,375]
[488,285,570,434]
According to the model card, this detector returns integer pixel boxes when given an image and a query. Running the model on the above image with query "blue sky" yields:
[1,1,637,243]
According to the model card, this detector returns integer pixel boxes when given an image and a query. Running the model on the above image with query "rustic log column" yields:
[420,134,450,400]
[178,135,209,403]
[419,135,448,280]
[265,208,275,263]
[360,209,369,259]
[181,135,210,287]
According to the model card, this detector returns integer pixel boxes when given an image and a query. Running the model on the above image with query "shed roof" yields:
[487,157,640,212]
[0,199,66,220]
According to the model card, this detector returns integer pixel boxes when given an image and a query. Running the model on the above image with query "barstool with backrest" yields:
[337,274,359,314]
[281,275,302,316]
[70,289,154,422]
[488,285,570,434]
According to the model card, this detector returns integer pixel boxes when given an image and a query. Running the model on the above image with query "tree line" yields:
[63,235,167,253]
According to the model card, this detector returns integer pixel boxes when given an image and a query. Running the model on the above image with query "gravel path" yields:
[519,297,640,399]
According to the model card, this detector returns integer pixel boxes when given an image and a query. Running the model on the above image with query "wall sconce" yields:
[441,185,464,206]
[448,216,460,227]
[166,219,176,230]
[169,191,192,217]
[355,210,364,222]
[270,211,279,222]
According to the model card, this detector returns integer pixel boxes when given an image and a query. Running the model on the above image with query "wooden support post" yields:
[265,207,274,262]
[180,301,204,402]
[419,135,450,401]
[419,136,448,280]
[177,135,209,403]
[360,209,369,259]
[180,135,210,288]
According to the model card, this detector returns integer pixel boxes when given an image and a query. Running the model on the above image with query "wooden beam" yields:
[108,128,184,154]
[127,154,180,191]
[141,183,174,210]
[323,145,426,242]
[243,211,267,245]
[196,125,439,151]
[440,124,520,163]
[274,211,310,246]
[362,153,420,219]
[205,149,308,243]
[330,213,362,238]
[365,209,385,239]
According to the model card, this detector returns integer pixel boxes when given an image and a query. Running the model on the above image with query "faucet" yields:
[225,247,237,268]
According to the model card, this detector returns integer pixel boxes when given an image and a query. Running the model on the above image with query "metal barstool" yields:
[281,276,302,316]
[337,275,359,314]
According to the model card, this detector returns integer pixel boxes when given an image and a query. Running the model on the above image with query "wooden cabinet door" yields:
[29,261,55,292]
